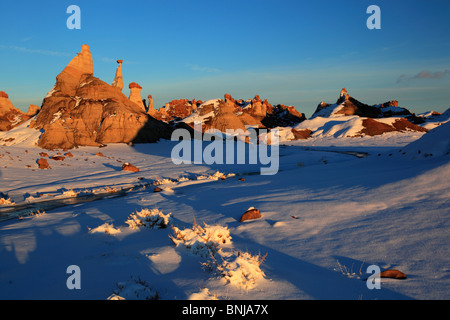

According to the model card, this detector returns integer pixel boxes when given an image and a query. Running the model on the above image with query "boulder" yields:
[121,162,139,172]
[240,207,261,222]
[380,269,407,280]
[37,158,50,169]
[291,128,312,139]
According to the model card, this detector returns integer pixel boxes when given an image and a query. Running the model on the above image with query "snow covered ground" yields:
[0,123,449,300]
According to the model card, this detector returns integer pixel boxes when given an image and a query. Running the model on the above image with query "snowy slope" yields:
[0,129,449,300]
[400,121,450,158]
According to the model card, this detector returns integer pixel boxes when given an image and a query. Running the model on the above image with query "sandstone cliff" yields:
[30,45,173,149]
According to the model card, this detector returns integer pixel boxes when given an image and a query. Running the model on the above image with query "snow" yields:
[400,121,450,158]
[182,98,221,124]
[0,117,42,147]
[0,120,449,300]
[293,115,366,138]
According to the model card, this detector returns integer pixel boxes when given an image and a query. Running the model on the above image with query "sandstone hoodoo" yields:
[112,60,124,91]
[30,44,173,150]
[128,82,146,111]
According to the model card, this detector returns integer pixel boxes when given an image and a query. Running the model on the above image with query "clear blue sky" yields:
[1,0,449,116]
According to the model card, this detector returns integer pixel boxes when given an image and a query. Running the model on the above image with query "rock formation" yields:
[181,93,305,133]
[30,44,173,150]
[356,118,428,137]
[128,82,146,111]
[112,60,124,91]
[204,99,246,133]
[147,94,156,116]
[0,91,31,131]
[312,88,423,123]
[26,104,41,117]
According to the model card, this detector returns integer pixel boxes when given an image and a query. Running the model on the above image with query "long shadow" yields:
[227,233,413,300]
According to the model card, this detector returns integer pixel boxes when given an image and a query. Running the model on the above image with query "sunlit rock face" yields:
[31,45,173,150]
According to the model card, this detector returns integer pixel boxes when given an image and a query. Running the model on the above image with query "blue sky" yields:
[0,0,449,116]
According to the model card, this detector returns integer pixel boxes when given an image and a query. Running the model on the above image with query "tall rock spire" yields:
[112,60,124,91]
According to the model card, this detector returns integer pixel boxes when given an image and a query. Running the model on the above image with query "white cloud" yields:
[186,63,221,73]
[0,45,71,57]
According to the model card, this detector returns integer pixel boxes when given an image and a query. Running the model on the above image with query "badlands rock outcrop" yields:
[30,44,173,150]
[0,91,31,131]
[204,98,246,133]
[181,93,305,133]
[312,88,422,122]
[298,88,429,138]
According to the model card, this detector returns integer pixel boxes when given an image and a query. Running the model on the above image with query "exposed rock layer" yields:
[30,45,173,150]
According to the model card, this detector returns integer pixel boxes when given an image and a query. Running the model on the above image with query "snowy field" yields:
[0,123,449,300]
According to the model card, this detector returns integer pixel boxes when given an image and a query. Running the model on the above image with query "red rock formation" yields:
[0,91,31,131]
[30,44,173,149]
[204,99,246,133]
[26,104,40,117]
[357,118,428,137]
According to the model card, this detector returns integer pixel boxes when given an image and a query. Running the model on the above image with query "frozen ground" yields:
[0,124,449,300]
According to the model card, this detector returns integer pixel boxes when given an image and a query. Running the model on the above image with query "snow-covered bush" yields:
[89,222,121,235]
[202,251,267,290]
[62,189,78,197]
[196,171,236,181]
[108,277,160,300]
[125,208,172,230]
[170,220,267,291]
[188,288,219,300]
[170,221,232,258]
[0,197,14,205]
